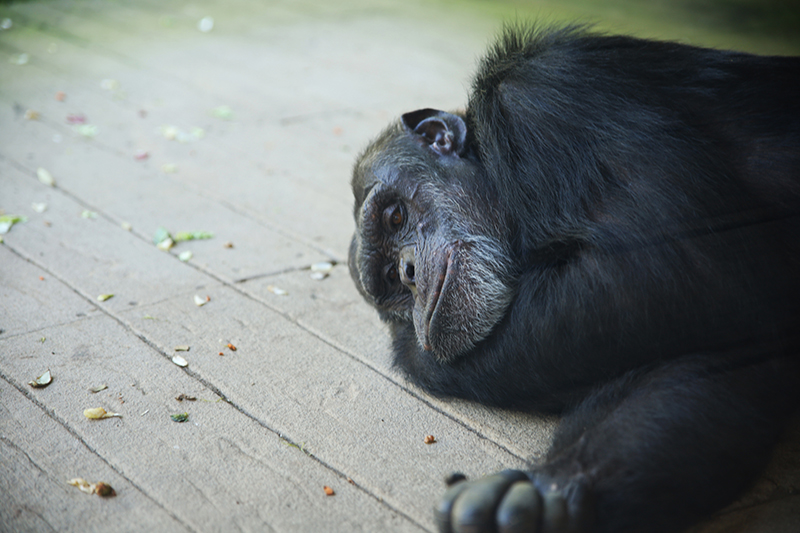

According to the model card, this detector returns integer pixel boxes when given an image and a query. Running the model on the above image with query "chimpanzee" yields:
[348,25,800,533]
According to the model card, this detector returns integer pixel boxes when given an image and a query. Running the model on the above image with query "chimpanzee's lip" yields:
[421,246,455,351]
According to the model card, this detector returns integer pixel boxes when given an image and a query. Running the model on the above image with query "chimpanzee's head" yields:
[349,109,515,362]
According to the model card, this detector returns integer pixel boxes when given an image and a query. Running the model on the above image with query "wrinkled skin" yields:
[349,26,800,533]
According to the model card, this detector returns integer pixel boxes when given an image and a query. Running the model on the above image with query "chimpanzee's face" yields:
[348,110,515,362]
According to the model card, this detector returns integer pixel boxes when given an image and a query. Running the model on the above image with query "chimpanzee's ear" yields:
[401,108,467,157]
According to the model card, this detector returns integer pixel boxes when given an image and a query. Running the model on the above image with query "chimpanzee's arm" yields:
[436,354,798,533]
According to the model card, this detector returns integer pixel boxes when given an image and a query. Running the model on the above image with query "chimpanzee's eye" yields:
[386,264,398,283]
[383,204,404,230]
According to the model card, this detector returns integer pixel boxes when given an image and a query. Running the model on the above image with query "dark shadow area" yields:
[680,0,800,41]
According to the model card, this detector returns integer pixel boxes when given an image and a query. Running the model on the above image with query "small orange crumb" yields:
[223,242,234,248]
[424,435,437,444]
[94,482,116,497]
[227,343,237,351]
[55,91,66,101]
[39,276,44,281]
[323,485,335,496]
[218,352,224,356]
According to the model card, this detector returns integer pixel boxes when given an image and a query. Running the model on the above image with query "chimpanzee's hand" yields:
[435,470,594,533]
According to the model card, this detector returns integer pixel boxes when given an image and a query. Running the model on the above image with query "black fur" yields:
[349,25,800,533]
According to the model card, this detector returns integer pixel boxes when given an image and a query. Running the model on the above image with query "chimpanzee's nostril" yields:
[405,263,415,282]
[399,246,416,287]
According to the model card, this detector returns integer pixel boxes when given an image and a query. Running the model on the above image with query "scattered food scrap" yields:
[198,16,214,32]
[323,485,335,496]
[212,105,233,120]
[83,407,122,419]
[31,202,47,213]
[161,163,178,174]
[100,79,120,91]
[55,91,66,102]
[28,370,52,388]
[223,242,234,248]
[170,412,189,423]
[81,210,98,219]
[226,343,237,352]
[424,435,437,444]
[193,294,208,307]
[121,222,132,231]
[311,262,333,273]
[89,384,108,393]
[0,215,27,234]
[10,53,29,65]
[133,149,149,160]
[37,167,55,187]
[347,477,355,485]
[178,250,193,262]
[267,285,287,296]
[174,345,190,352]
[66,113,87,124]
[171,355,188,367]
[160,125,204,143]
[24,109,39,120]
[175,394,196,402]
[68,478,116,497]
[97,294,114,302]
[74,124,98,138]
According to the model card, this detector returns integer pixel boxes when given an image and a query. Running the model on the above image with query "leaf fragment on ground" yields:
[84,407,122,419]
[37,167,55,187]
[174,231,213,241]
[267,285,288,296]
[0,215,27,234]
[172,355,188,367]
[171,412,189,422]
[28,369,52,388]
[97,294,114,302]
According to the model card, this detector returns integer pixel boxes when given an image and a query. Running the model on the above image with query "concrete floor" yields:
[0,1,797,531]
